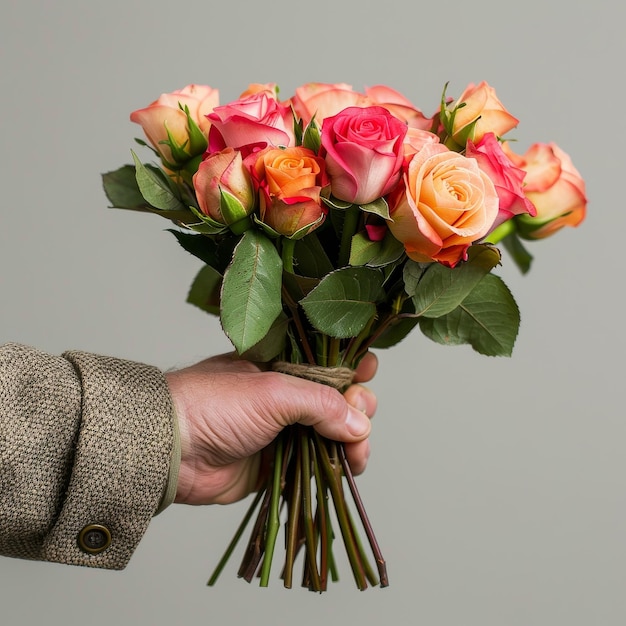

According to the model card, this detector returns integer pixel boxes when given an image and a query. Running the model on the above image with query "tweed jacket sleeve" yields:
[0,343,176,570]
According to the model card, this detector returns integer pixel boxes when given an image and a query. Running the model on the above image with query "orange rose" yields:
[253,146,328,239]
[503,142,587,239]
[388,144,499,267]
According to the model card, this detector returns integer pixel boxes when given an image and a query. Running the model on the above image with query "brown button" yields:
[78,524,112,554]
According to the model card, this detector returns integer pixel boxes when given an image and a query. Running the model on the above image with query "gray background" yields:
[0,0,622,624]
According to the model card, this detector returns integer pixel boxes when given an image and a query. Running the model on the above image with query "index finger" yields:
[352,351,378,384]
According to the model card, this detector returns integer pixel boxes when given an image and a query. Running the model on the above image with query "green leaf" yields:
[188,204,229,234]
[419,274,520,357]
[293,232,335,278]
[349,230,405,267]
[220,230,283,354]
[402,260,429,297]
[167,230,220,267]
[187,265,223,315]
[131,151,186,212]
[502,232,533,275]
[102,165,149,210]
[300,267,384,338]
[240,312,289,362]
[302,117,321,153]
[414,245,501,318]
[371,317,419,349]
[371,296,419,349]
[183,105,209,155]
[359,197,391,220]
[282,271,320,303]
[322,195,353,210]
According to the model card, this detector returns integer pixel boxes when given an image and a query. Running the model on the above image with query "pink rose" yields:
[130,84,219,165]
[193,147,255,226]
[321,106,408,205]
[289,82,370,126]
[252,146,328,239]
[388,144,499,267]
[207,92,294,156]
[449,81,518,145]
[503,142,587,239]
[365,85,432,130]
[466,133,536,230]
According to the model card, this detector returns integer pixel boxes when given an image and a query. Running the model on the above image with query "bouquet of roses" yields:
[102,80,587,591]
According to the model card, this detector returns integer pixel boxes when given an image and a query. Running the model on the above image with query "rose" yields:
[193,148,255,226]
[252,146,328,239]
[290,82,369,127]
[503,142,587,239]
[365,85,432,129]
[207,92,294,157]
[388,143,499,267]
[130,84,219,166]
[321,106,408,205]
[238,83,279,99]
[402,127,441,163]
[466,133,536,230]
[448,81,518,146]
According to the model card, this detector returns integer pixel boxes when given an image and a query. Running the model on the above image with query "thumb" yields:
[265,372,371,442]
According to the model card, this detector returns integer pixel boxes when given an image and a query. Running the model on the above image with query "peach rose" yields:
[130,84,219,165]
[193,147,255,226]
[238,83,279,99]
[388,143,499,267]
[253,146,328,238]
[290,82,370,126]
[449,81,518,145]
[503,142,587,239]
[365,85,432,129]
[402,127,441,163]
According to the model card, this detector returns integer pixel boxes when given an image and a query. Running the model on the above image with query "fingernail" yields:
[346,406,369,437]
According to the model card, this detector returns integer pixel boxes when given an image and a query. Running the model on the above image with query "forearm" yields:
[0,343,177,569]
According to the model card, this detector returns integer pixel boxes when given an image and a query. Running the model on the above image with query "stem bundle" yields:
[207,424,388,592]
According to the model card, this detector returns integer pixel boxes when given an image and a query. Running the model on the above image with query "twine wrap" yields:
[271,361,355,392]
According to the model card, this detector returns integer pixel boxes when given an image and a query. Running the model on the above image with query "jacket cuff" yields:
[154,404,181,515]
[41,351,175,569]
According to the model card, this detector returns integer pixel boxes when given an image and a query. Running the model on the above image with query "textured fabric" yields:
[0,343,176,569]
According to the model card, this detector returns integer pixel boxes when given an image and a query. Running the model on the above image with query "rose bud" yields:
[447,81,518,147]
[193,147,255,228]
[253,146,327,239]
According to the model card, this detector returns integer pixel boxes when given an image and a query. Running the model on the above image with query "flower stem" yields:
[207,488,264,586]
[301,428,322,591]
[338,204,360,268]
[283,432,302,588]
[338,444,389,587]
[237,486,272,582]
[314,432,368,590]
[310,439,329,590]
[281,237,296,273]
[259,435,284,586]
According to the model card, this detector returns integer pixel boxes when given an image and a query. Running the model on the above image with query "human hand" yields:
[165,352,377,506]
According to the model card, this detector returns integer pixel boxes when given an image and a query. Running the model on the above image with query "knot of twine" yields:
[271,361,355,391]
